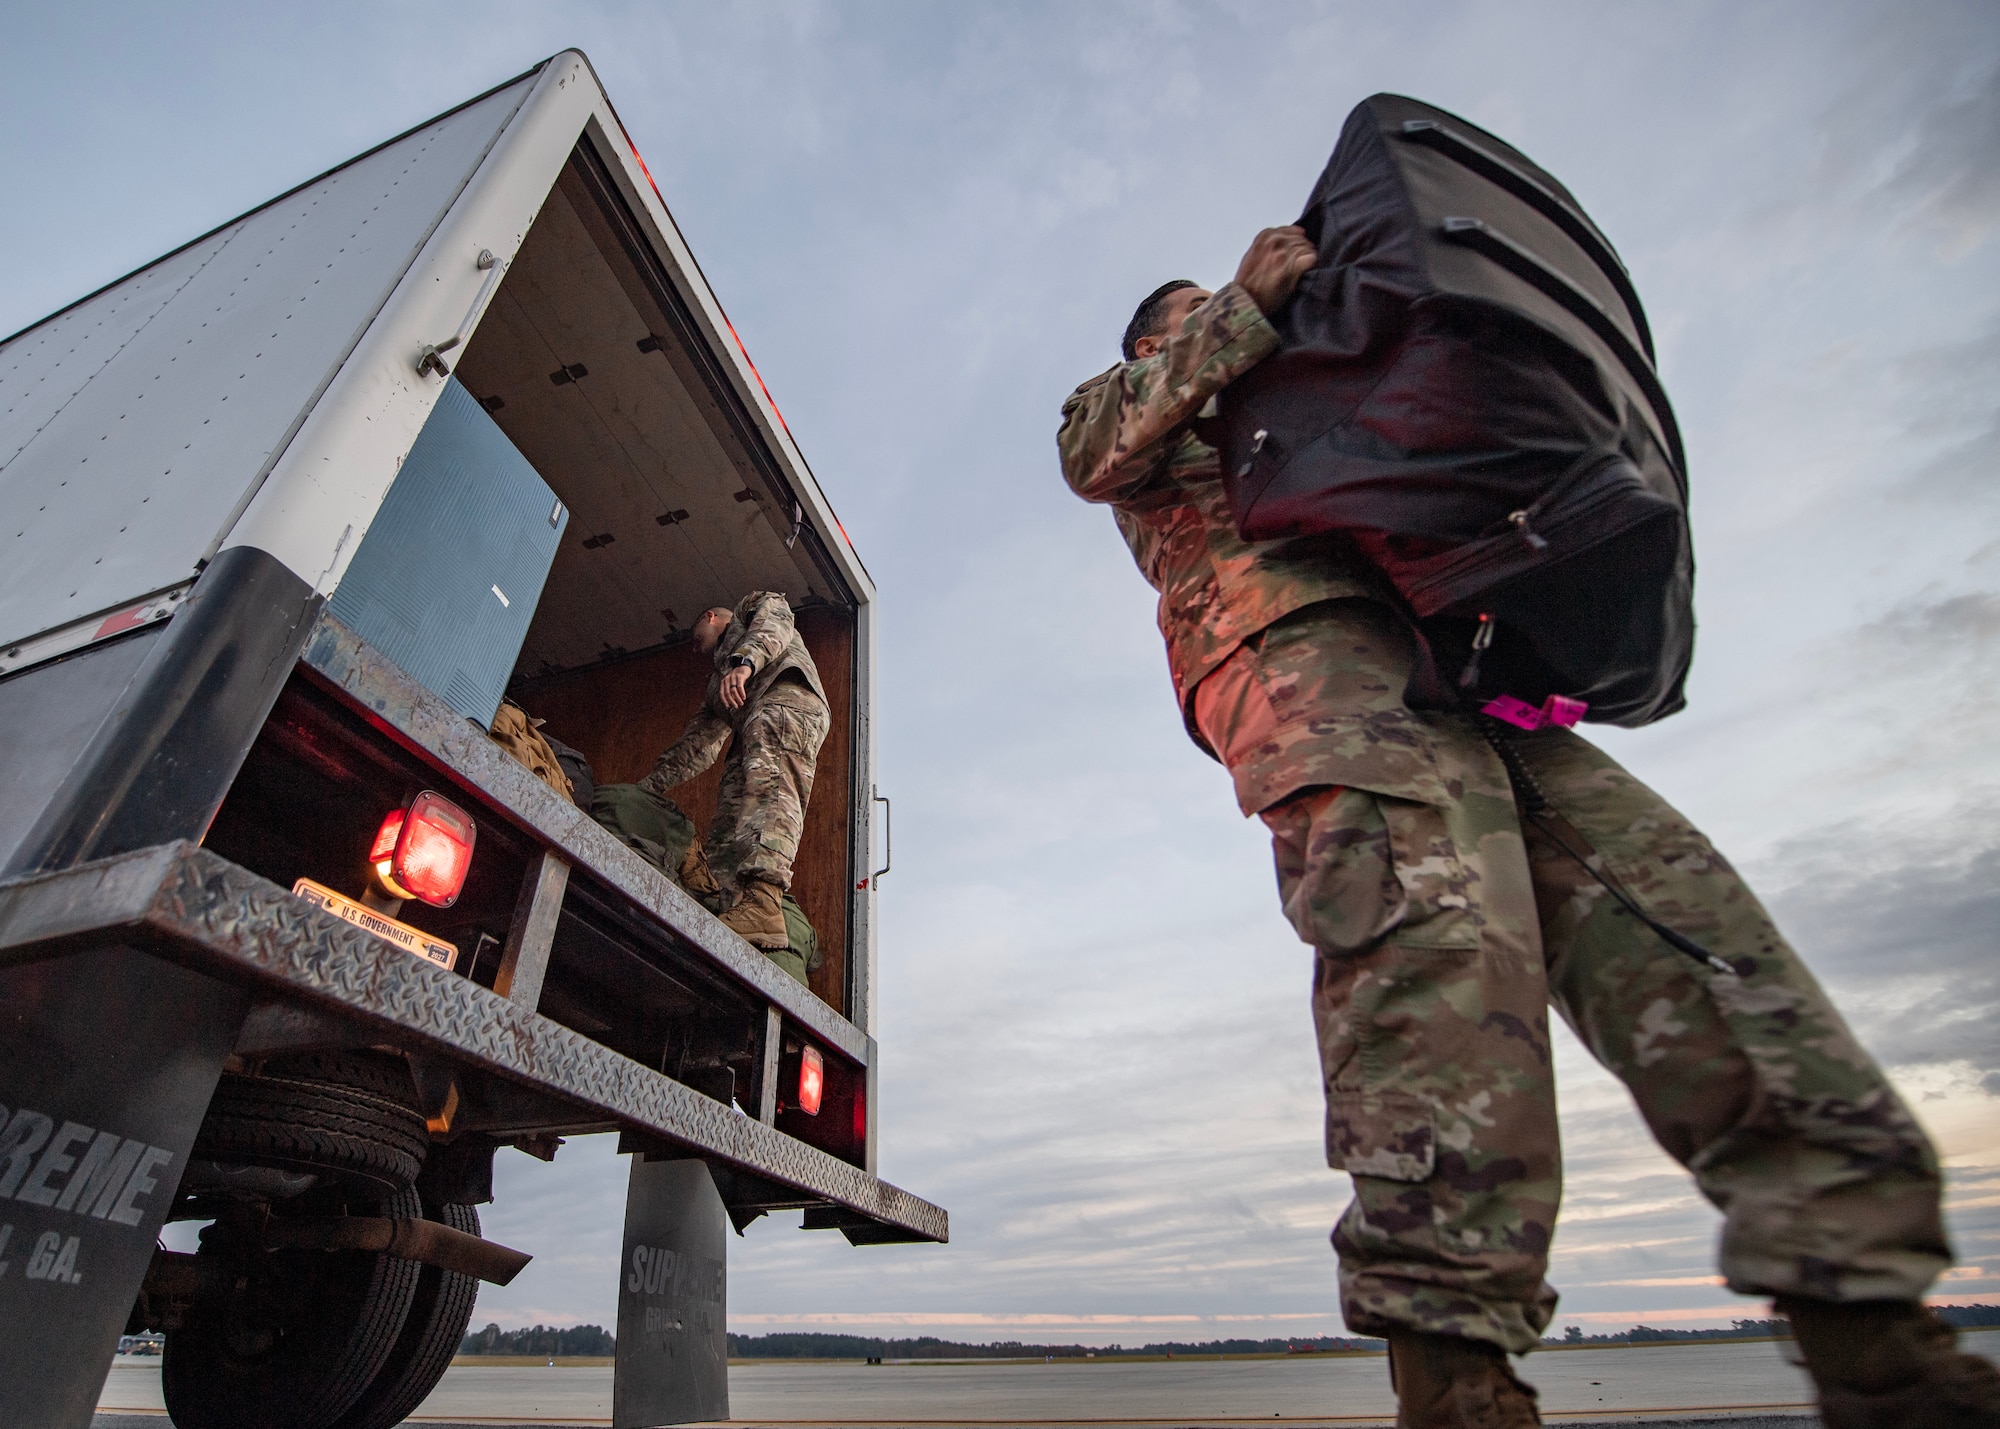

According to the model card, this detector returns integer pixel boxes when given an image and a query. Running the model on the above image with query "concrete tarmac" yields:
[92,1328,2000,1426]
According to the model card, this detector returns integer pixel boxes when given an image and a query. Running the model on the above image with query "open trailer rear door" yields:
[0,51,931,1429]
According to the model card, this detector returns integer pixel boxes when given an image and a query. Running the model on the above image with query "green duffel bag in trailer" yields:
[590,783,700,885]
[589,784,820,989]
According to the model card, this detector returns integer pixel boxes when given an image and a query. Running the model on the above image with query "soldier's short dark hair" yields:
[1121,279,1200,362]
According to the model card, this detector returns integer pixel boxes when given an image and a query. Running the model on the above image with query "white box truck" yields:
[0,51,942,1429]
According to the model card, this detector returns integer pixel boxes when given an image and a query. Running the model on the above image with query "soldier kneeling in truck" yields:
[641,592,829,984]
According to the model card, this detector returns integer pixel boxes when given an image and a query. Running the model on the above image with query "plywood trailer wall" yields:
[516,606,855,1016]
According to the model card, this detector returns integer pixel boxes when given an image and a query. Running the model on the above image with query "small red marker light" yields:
[372,791,476,907]
[797,1045,824,1118]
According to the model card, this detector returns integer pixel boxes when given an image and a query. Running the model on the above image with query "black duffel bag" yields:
[1203,93,1693,727]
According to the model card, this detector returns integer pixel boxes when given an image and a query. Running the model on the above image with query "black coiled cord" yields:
[1477,718,1738,977]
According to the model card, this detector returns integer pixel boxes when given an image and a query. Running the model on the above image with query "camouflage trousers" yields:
[1192,600,1949,1354]
[709,678,829,898]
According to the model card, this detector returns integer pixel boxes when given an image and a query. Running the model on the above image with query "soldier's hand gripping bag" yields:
[1204,94,1695,726]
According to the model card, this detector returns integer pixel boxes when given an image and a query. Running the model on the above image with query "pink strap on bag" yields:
[1481,693,1588,730]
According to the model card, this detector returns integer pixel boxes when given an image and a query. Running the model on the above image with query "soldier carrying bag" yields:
[1204,93,1694,727]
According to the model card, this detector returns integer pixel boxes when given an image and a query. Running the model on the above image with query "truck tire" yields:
[161,1183,423,1429]
[327,1199,484,1429]
[194,1052,429,1193]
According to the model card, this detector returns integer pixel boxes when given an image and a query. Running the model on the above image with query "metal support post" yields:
[757,1006,783,1126]
[494,849,569,1009]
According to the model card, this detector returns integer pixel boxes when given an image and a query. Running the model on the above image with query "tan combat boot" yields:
[1778,1297,2000,1428]
[1386,1331,1541,1429]
[718,879,790,951]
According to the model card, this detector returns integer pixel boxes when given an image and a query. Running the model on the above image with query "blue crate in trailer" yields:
[328,376,568,726]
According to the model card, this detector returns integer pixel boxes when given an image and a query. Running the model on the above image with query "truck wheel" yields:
[161,1183,423,1429]
[194,1052,429,1193]
[328,1199,484,1429]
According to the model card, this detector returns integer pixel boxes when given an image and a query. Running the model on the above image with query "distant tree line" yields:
[723,1333,1385,1359]
[459,1323,616,1356]
[457,1306,2000,1361]
[1545,1305,2000,1346]
[1547,1319,1789,1345]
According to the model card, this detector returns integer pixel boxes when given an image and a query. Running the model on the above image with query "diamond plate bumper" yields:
[0,843,946,1244]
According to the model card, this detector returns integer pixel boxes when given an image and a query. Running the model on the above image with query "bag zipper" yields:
[1404,450,1635,599]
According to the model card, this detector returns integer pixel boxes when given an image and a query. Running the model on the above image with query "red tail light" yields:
[797,1045,824,1117]
[371,791,476,907]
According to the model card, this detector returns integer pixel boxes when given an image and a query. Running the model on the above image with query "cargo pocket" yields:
[1269,785,1481,958]
[1325,1090,1436,1182]
[1378,796,1481,951]
[1267,787,1409,956]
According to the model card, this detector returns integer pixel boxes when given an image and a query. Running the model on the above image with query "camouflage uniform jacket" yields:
[1056,282,1373,753]
[642,591,826,792]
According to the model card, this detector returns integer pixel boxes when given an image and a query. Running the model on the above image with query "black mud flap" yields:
[0,947,248,1429]
[614,1157,729,1427]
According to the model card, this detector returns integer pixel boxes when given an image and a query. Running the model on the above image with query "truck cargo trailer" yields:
[0,49,943,1429]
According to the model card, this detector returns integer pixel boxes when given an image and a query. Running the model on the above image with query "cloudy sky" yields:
[8,0,1996,1343]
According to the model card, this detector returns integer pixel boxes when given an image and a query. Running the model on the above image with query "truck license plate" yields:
[292,878,459,971]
